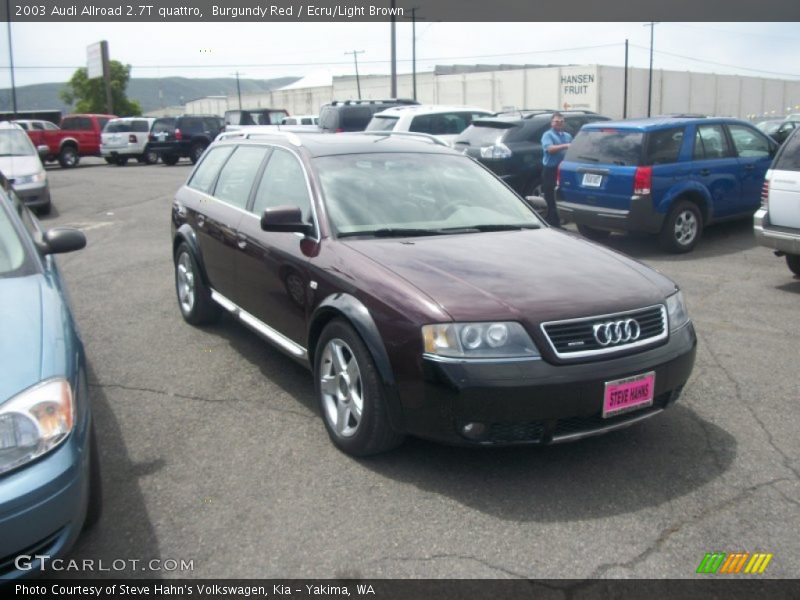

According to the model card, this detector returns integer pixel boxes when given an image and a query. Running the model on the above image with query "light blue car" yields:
[0,181,99,580]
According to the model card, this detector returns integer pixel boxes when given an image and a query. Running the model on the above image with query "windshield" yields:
[314,152,542,237]
[0,130,36,157]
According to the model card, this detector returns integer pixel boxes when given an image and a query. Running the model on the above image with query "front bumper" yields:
[0,424,90,580]
[397,322,696,445]
[754,208,800,254]
[12,182,51,209]
[557,194,665,234]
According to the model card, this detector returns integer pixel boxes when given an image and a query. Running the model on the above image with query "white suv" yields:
[754,127,800,276]
[365,105,493,145]
[100,117,157,165]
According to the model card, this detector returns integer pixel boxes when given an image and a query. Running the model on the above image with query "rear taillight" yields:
[556,163,562,187]
[128,134,136,143]
[761,179,770,208]
[634,166,652,195]
[174,128,183,141]
[335,128,344,133]
[479,143,512,160]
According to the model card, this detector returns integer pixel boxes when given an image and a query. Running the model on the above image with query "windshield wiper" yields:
[338,228,447,238]
[466,223,540,232]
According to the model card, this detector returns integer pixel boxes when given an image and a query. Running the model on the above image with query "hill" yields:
[0,76,300,115]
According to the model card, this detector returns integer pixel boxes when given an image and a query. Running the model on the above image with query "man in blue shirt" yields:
[540,113,573,227]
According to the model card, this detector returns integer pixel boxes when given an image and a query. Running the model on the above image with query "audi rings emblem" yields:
[593,319,641,346]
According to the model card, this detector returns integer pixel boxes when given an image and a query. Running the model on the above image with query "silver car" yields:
[0,121,51,214]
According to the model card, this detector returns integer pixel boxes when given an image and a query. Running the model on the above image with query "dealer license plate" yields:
[582,173,603,187]
[603,371,655,418]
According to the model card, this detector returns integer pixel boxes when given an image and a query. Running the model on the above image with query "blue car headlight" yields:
[0,379,74,475]
[666,291,690,332]
[422,322,540,359]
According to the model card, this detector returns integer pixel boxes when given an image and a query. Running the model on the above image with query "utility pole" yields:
[403,7,422,101]
[5,0,18,117]
[100,40,113,115]
[345,50,365,99]
[390,0,397,97]
[234,71,243,110]
[644,22,660,117]
[623,39,629,118]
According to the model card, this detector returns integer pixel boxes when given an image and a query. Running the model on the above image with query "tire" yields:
[104,157,115,164]
[577,224,611,242]
[115,156,129,166]
[315,319,404,457]
[142,150,158,165]
[174,242,221,325]
[58,146,79,168]
[82,422,103,530]
[37,202,52,216]
[189,143,207,164]
[522,178,542,198]
[659,200,703,253]
[787,254,800,276]
[162,153,179,166]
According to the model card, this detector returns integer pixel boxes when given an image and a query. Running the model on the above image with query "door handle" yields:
[699,169,710,176]
[236,233,247,250]
[744,164,755,171]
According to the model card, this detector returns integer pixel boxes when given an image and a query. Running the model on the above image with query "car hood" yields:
[0,155,43,179]
[0,274,75,403]
[343,228,676,326]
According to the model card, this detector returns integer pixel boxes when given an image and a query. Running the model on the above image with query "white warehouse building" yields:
[184,64,800,121]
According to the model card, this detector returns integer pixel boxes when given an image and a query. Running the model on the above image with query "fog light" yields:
[461,422,486,440]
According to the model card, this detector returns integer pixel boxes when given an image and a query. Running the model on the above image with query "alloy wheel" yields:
[319,338,363,438]
[176,252,196,315]
[673,210,698,246]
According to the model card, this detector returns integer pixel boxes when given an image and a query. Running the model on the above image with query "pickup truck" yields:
[30,114,116,168]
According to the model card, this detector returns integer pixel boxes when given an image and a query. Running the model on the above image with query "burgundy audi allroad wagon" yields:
[170,130,696,456]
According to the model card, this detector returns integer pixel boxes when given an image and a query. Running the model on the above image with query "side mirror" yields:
[260,206,314,236]
[37,145,49,160]
[40,227,86,255]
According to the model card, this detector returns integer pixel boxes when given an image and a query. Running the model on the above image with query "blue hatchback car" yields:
[0,182,99,580]
[557,117,778,252]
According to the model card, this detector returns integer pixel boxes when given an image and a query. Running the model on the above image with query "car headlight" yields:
[666,291,690,332]
[0,379,74,476]
[13,171,46,185]
[422,322,540,359]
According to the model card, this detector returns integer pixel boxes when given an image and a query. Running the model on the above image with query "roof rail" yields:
[329,98,419,106]
[357,131,450,147]
[216,129,304,147]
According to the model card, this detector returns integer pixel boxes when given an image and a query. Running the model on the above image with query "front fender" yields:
[310,294,405,432]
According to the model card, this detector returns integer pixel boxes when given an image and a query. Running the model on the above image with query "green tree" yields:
[60,60,142,116]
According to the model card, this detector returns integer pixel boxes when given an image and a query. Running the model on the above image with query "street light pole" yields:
[6,0,18,117]
[345,50,365,99]
[411,7,418,101]
[234,71,242,110]
[390,0,397,98]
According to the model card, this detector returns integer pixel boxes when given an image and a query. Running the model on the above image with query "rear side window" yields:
[566,129,644,166]
[130,120,151,133]
[152,119,176,134]
[62,117,92,130]
[410,112,473,136]
[252,148,312,221]
[319,107,337,131]
[728,125,771,158]
[179,118,203,134]
[773,130,800,171]
[188,146,234,194]
[693,125,731,160]
[644,127,685,165]
[213,146,269,209]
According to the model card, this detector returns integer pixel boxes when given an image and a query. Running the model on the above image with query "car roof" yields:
[581,116,751,131]
[0,121,25,131]
[215,131,460,158]
[108,116,155,122]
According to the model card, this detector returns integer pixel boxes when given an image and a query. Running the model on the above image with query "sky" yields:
[2,22,799,89]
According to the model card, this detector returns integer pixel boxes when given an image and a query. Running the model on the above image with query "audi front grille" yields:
[540,304,667,359]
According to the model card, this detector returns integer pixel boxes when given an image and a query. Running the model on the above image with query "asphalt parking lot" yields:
[40,157,799,579]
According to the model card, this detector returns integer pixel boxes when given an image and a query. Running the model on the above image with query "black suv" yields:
[455,110,610,197]
[319,99,420,133]
[147,115,225,165]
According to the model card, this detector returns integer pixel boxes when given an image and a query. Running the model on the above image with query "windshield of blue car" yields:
[314,152,542,237]
[0,130,36,157]
[0,198,29,276]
